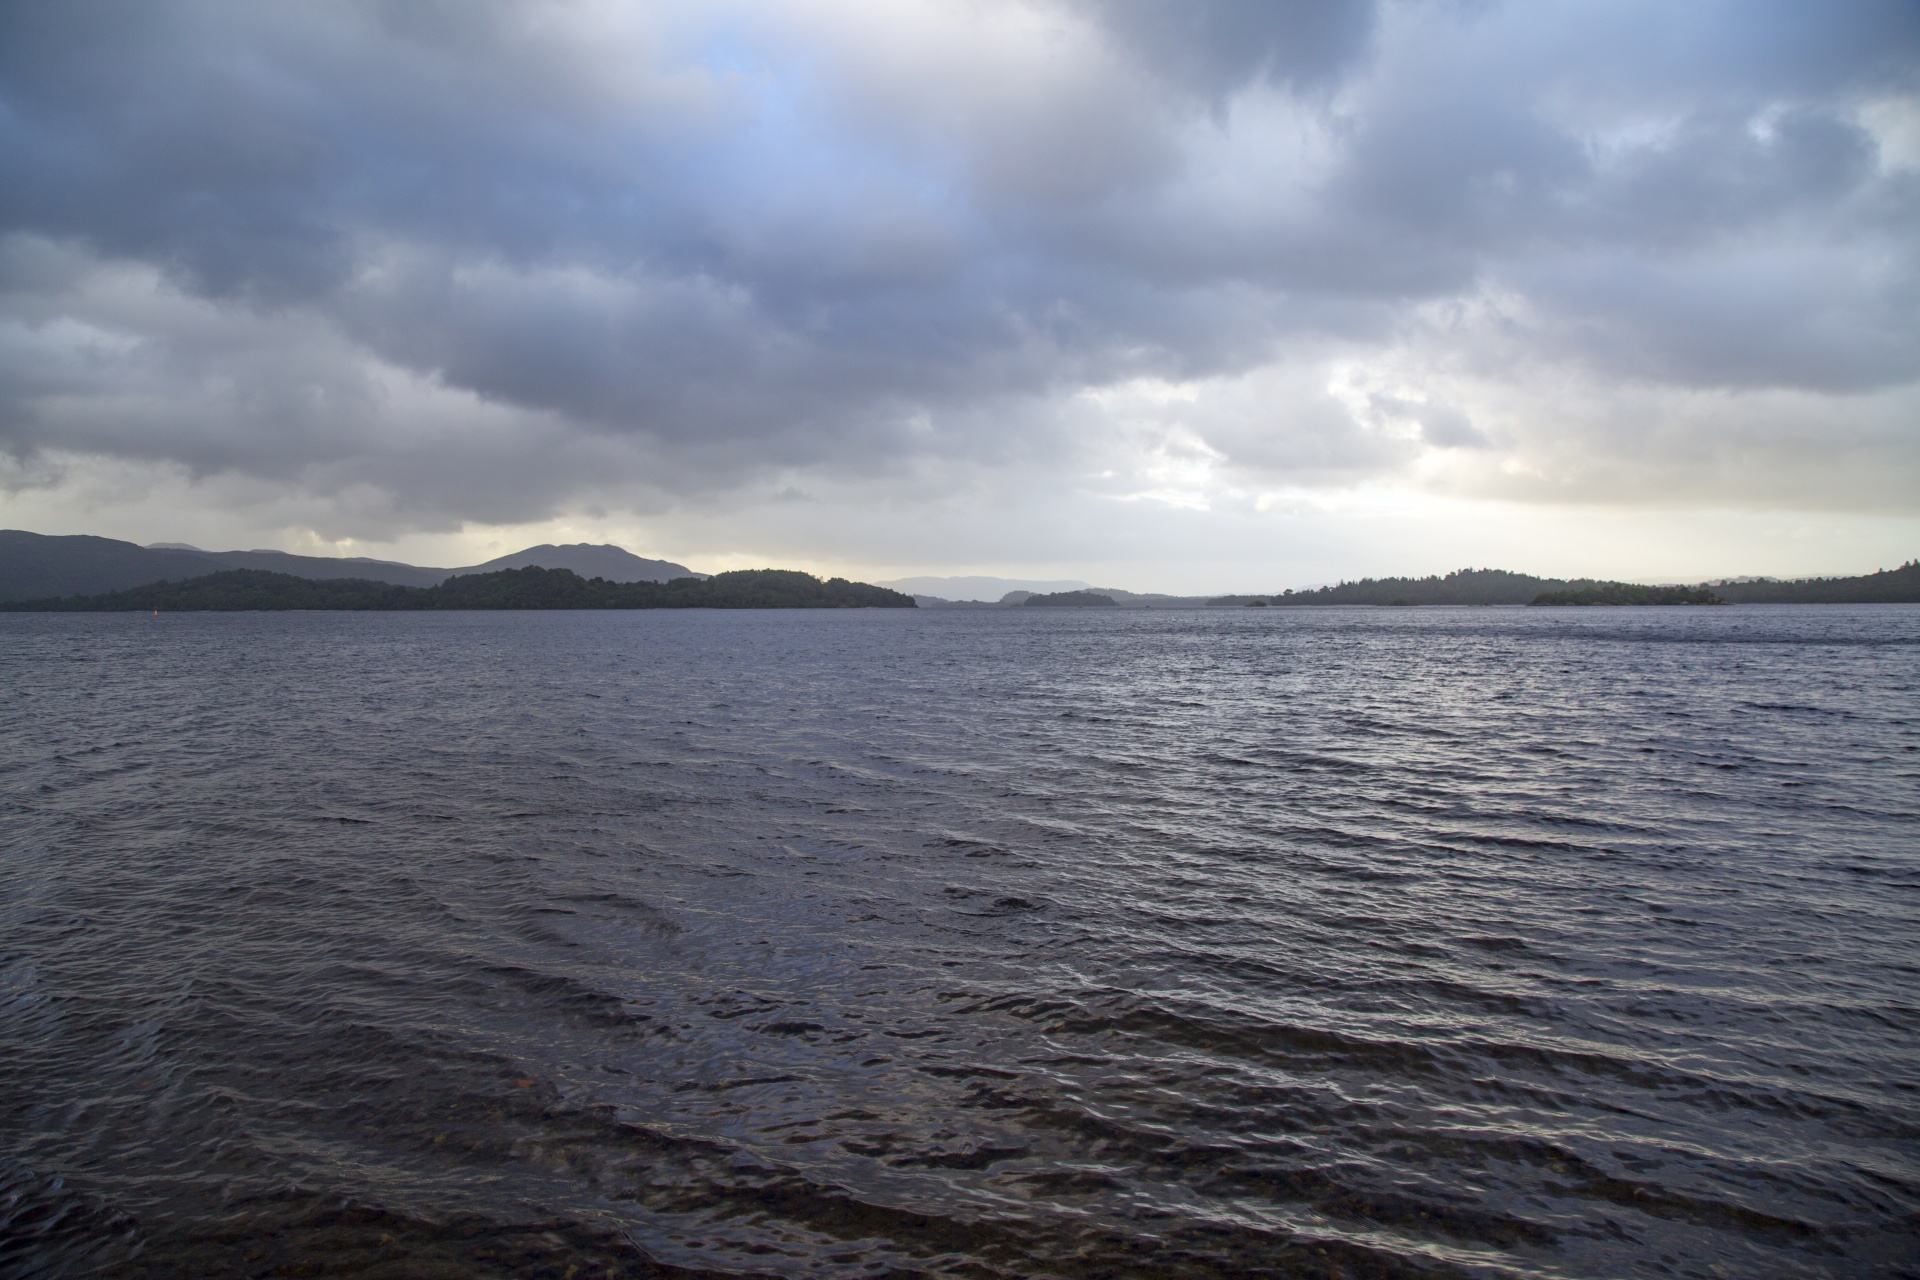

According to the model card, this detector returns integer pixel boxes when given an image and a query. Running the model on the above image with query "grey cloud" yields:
[1087,0,1379,96]
[1509,243,1920,393]
[0,0,1914,532]
[1360,393,1486,452]
[1417,404,1488,451]
[1580,108,1882,246]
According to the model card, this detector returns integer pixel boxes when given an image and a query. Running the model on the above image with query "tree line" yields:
[1,566,918,611]
[1207,562,1918,606]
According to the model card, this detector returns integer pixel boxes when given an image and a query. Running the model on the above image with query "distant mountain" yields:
[0,530,453,599]
[1021,590,1117,607]
[191,549,446,587]
[1708,561,1919,603]
[1073,587,1211,607]
[1212,563,1919,606]
[0,530,705,601]
[888,576,1209,607]
[449,543,702,583]
[878,575,1090,602]
[0,531,228,601]
[10,533,1909,610]
[1532,583,1720,606]
[3,566,912,612]
[1211,569,1560,607]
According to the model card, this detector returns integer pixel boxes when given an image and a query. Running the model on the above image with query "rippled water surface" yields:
[2,606,1916,1279]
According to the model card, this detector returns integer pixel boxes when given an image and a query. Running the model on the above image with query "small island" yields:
[1205,562,1918,607]
[1530,584,1721,606]
[1020,590,1118,607]
[1,566,917,611]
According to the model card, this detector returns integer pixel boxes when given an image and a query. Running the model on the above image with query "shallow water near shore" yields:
[2,605,1915,1279]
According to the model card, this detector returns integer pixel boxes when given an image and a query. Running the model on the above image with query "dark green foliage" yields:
[651,568,916,609]
[1530,584,1721,606]
[1211,562,1919,607]
[0,529,226,601]
[2,566,916,612]
[0,529,450,601]
[1706,560,1920,603]
[1212,568,1562,607]
[1020,590,1118,607]
[0,570,416,612]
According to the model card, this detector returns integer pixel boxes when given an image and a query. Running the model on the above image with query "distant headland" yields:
[0,566,915,612]
[1207,564,1920,608]
[1021,590,1118,607]
[0,530,701,602]
[2,530,1914,609]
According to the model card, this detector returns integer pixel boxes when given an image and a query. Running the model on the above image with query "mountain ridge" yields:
[4,531,1913,606]
[452,543,702,583]
[1207,564,1919,607]
[1,566,911,612]
[0,531,702,601]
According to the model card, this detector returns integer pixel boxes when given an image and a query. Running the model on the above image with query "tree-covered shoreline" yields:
[1020,590,1118,607]
[8,559,1914,614]
[0,566,917,612]
[1207,562,1918,607]
[1531,584,1721,606]
[1705,561,1920,604]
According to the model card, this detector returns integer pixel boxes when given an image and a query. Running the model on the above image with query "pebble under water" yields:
[1,605,1915,1279]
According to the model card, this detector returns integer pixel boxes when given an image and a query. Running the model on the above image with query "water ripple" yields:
[1,605,1915,1277]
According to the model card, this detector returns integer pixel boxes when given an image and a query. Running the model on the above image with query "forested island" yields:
[5,530,1913,613]
[1706,560,1920,603]
[1021,590,1118,607]
[1,566,916,611]
[1207,562,1919,607]
[1531,584,1720,606]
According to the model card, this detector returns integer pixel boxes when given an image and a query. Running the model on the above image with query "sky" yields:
[1,0,1916,592]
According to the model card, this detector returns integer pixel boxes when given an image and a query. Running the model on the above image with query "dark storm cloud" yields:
[0,0,1915,528]
[1086,0,1378,95]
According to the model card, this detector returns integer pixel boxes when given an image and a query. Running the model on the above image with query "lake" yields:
[2,605,1914,1278]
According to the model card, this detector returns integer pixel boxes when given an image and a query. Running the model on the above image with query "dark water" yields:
[2,606,1915,1279]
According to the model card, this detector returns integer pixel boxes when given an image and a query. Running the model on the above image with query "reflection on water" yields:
[1,606,1915,1278]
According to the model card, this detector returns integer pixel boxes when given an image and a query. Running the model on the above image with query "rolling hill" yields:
[0,531,703,602]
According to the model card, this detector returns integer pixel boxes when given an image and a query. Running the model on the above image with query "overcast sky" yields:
[2,0,1916,589]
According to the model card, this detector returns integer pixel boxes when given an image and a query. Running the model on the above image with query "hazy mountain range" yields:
[876,575,1211,607]
[4,530,1913,607]
[0,530,701,603]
